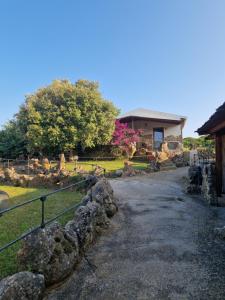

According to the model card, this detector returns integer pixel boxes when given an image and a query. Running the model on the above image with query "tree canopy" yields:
[0,120,27,158]
[183,136,215,150]
[0,79,119,158]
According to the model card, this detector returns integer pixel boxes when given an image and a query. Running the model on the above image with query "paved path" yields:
[46,168,225,299]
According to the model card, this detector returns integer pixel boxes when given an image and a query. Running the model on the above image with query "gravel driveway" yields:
[46,167,225,300]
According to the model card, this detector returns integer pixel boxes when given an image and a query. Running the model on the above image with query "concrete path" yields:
[46,168,225,299]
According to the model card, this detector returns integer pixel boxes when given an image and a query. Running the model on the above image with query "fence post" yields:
[40,196,47,228]
[7,159,9,169]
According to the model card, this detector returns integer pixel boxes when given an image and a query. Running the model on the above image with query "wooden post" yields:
[216,135,222,196]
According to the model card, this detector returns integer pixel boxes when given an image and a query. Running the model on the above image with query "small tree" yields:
[111,120,142,158]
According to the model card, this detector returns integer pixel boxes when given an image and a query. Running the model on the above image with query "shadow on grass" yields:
[0,185,83,280]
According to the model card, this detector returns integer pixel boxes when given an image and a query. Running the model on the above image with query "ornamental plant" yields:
[111,120,143,158]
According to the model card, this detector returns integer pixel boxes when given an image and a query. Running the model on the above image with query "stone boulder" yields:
[84,175,98,190]
[0,272,45,300]
[91,178,117,217]
[4,168,20,185]
[4,168,17,181]
[18,223,79,286]
[115,169,123,177]
[71,201,109,252]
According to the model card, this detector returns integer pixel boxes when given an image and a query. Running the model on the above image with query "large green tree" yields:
[16,79,119,158]
[183,136,215,150]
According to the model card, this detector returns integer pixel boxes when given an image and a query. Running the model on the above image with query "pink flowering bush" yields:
[111,120,143,158]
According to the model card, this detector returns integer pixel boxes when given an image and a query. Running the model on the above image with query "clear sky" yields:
[0,0,225,137]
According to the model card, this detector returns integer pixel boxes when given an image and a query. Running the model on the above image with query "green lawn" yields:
[0,185,83,279]
[65,159,148,172]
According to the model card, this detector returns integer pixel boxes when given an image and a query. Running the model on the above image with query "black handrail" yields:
[0,178,90,253]
[0,179,87,217]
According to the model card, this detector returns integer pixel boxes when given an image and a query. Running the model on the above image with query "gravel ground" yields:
[45,167,225,300]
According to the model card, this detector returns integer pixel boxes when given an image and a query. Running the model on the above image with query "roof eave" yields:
[118,115,186,124]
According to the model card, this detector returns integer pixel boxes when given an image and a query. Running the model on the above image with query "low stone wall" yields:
[186,163,218,205]
[0,168,73,188]
[0,177,117,299]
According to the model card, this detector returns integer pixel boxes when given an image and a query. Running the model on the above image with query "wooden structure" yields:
[197,102,225,195]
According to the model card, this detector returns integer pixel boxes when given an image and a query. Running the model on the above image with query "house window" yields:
[153,128,164,150]
[167,142,179,150]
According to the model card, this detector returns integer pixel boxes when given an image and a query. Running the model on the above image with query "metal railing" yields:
[0,178,90,254]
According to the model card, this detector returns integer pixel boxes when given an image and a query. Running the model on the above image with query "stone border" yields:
[0,177,117,300]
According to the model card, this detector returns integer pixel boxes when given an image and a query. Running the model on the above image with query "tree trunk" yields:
[69,150,74,162]
[58,153,66,171]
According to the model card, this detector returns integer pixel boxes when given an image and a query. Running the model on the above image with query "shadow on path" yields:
[46,168,225,300]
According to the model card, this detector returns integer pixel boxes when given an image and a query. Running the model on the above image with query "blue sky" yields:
[0,0,225,137]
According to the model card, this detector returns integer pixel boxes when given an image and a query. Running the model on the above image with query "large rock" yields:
[91,178,118,217]
[0,191,9,213]
[71,201,109,252]
[84,175,99,190]
[0,271,45,300]
[115,169,123,177]
[18,223,79,286]
[3,168,20,186]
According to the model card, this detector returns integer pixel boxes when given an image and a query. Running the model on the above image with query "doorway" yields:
[153,128,164,150]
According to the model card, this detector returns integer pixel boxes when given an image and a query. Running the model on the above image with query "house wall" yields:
[125,119,182,150]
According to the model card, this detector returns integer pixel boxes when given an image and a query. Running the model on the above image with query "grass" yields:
[0,185,83,279]
[65,159,148,172]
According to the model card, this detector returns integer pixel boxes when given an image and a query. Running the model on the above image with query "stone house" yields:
[197,102,225,196]
[118,108,186,153]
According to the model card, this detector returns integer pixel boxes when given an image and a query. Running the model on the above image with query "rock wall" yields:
[201,163,218,205]
[0,177,117,299]
[0,168,73,188]
[186,163,218,205]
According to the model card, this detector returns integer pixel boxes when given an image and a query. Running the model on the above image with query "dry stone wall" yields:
[186,163,218,205]
[0,177,117,299]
